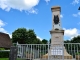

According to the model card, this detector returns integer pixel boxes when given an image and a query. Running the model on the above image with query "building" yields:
[0,32,13,48]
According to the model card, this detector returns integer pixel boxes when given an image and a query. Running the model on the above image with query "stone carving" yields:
[53,15,59,24]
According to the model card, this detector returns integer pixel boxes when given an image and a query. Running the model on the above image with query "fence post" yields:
[9,46,18,60]
[48,41,49,60]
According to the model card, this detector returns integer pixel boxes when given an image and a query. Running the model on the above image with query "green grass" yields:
[0,58,23,60]
[0,58,8,60]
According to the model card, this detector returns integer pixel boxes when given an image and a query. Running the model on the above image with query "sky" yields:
[0,0,80,41]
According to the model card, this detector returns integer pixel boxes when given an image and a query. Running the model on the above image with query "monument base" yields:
[41,55,75,60]
[41,48,74,60]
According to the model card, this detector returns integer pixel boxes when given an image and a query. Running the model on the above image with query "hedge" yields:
[0,51,10,58]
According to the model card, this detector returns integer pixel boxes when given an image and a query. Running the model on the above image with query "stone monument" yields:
[41,6,74,60]
[49,6,73,60]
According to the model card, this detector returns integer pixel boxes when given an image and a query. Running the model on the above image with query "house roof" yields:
[0,32,13,48]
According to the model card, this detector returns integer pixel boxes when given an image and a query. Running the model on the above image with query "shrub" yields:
[0,51,9,58]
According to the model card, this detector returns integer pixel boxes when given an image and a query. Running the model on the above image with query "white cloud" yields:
[73,12,80,17]
[71,0,79,5]
[28,8,38,14]
[37,36,43,41]
[60,14,63,18]
[0,20,6,32]
[45,0,50,4]
[0,19,11,38]
[78,12,80,15]
[73,14,78,17]
[0,27,7,33]
[0,20,5,27]
[0,0,39,14]
[0,20,7,33]
[63,28,80,40]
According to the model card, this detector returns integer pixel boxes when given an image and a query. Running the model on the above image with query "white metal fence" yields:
[17,43,80,60]
[0,43,80,60]
[17,44,48,59]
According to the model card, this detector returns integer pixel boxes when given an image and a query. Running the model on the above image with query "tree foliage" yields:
[12,28,41,44]
[70,36,80,43]
[42,39,48,44]
[64,40,71,43]
[12,28,27,44]
[64,35,80,43]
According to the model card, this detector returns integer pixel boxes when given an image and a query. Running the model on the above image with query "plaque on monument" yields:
[51,47,63,55]
[9,46,18,60]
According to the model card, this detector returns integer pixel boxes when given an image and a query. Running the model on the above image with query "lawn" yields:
[0,58,8,60]
[0,58,23,60]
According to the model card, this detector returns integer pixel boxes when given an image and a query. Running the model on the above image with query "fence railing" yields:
[17,44,48,59]
[17,43,80,60]
[0,43,80,60]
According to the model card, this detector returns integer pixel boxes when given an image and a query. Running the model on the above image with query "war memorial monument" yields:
[41,6,75,60]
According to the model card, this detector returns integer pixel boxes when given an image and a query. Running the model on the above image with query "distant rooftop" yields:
[0,32,13,48]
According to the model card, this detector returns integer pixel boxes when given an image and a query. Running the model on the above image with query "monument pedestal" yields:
[41,30,74,60]
[41,47,73,60]
[49,30,73,60]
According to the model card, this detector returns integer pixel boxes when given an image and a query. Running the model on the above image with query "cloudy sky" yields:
[0,0,80,40]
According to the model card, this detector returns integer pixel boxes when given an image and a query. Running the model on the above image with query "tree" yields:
[71,36,80,43]
[64,40,71,43]
[12,28,37,44]
[12,28,27,44]
[42,39,48,44]
[49,38,51,44]
[25,29,37,44]
[35,38,42,44]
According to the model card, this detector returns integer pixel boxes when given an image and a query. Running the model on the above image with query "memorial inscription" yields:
[51,47,63,55]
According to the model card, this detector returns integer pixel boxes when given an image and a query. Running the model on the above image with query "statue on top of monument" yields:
[53,15,59,24]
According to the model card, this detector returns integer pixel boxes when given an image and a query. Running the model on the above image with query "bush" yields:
[76,52,80,55]
[0,51,10,58]
[0,48,5,50]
